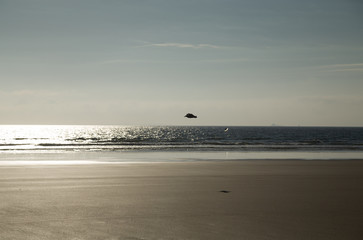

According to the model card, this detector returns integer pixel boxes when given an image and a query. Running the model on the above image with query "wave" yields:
[31,142,363,152]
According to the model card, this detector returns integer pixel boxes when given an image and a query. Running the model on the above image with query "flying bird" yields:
[184,113,197,118]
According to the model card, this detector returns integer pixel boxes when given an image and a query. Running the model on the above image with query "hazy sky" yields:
[1,0,362,126]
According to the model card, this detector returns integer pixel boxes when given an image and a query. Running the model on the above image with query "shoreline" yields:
[1,158,363,167]
[1,150,363,165]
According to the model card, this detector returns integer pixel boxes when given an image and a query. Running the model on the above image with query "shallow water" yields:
[1,150,363,166]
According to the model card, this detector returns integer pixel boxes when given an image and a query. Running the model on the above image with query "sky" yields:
[1,0,363,126]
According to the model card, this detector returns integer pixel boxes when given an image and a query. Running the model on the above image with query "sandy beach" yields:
[1,160,363,240]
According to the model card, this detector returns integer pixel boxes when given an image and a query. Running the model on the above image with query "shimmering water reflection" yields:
[1,125,363,154]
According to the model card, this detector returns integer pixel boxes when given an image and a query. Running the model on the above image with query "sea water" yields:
[1,125,363,162]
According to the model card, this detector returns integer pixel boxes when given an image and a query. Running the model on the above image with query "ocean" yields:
[1,125,363,162]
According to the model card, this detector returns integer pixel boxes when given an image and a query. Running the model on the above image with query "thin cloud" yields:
[199,58,250,63]
[5,90,61,97]
[328,68,363,72]
[141,42,223,49]
[99,57,249,65]
[99,59,158,64]
[319,63,363,72]
[327,63,363,67]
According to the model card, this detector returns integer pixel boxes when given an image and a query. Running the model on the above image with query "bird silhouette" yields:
[184,113,197,118]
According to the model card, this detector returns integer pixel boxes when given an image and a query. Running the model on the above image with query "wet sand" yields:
[1,160,363,239]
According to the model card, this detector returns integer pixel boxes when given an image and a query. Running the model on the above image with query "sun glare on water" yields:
[0,125,82,151]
